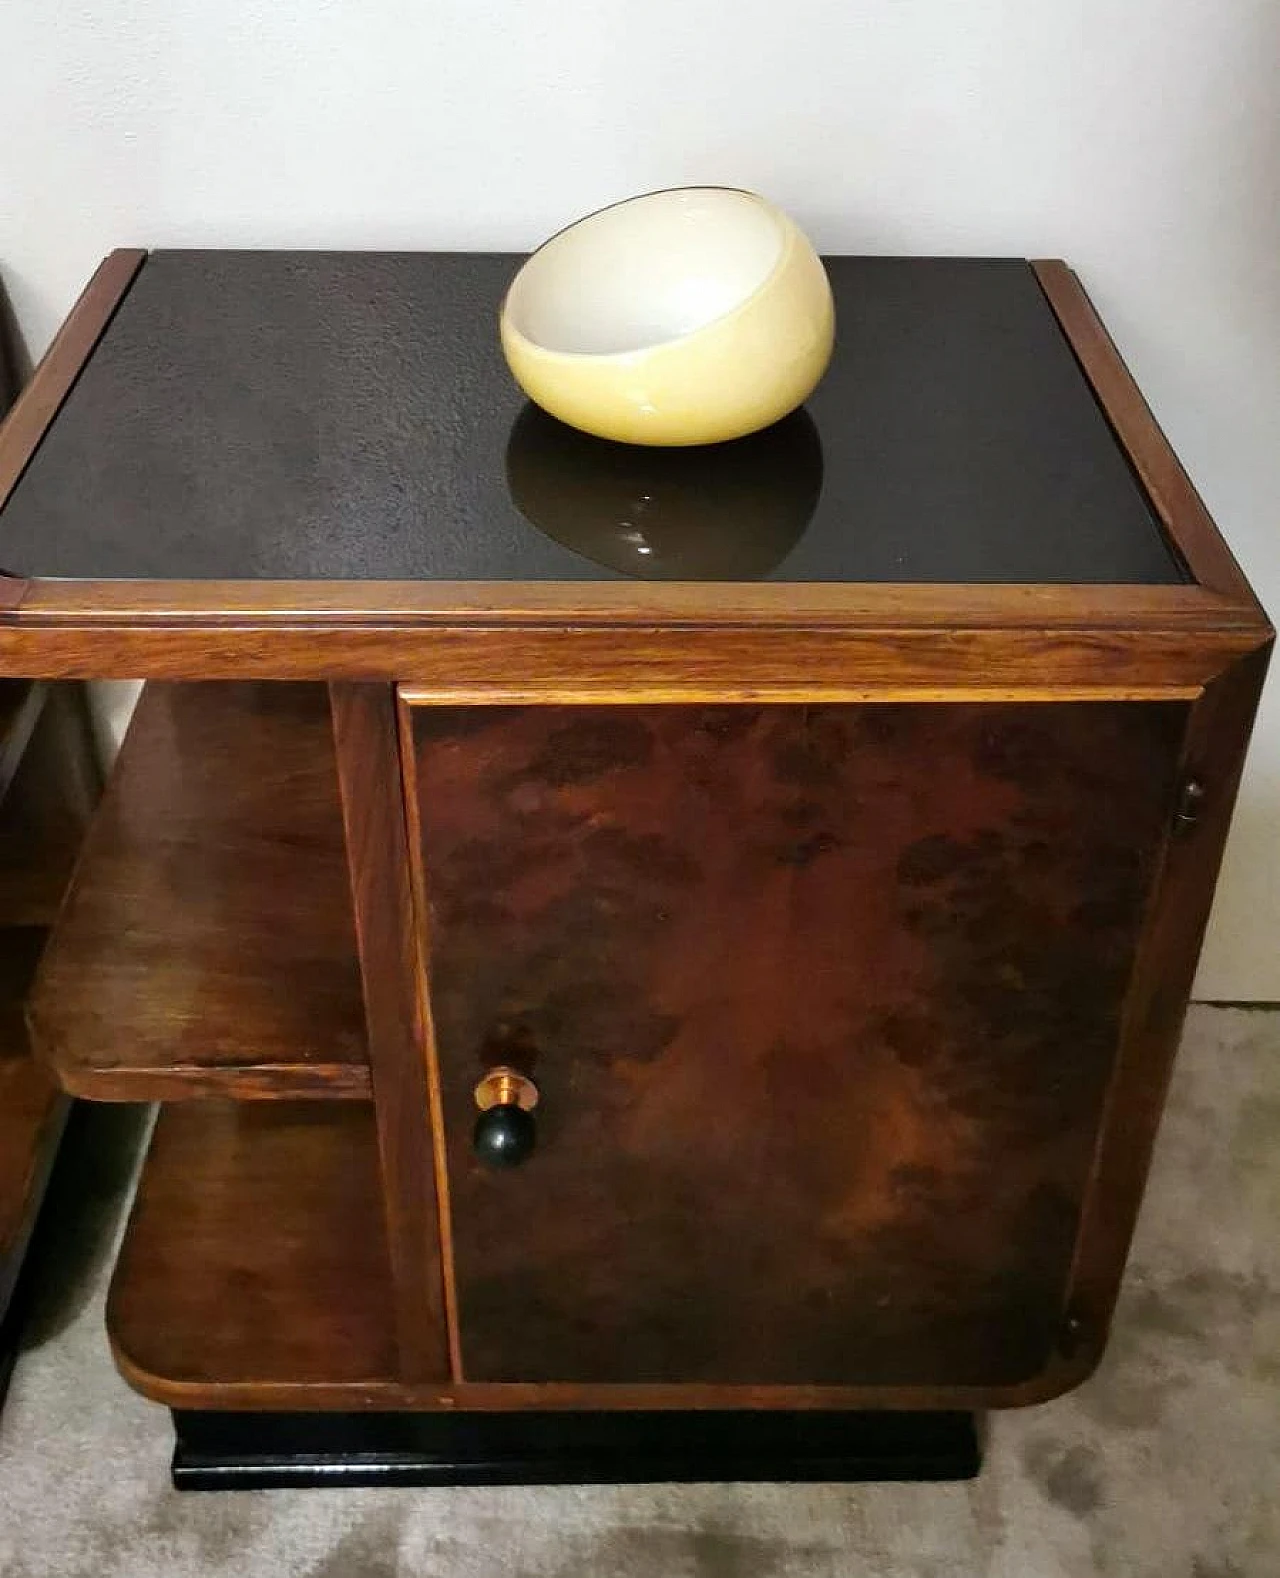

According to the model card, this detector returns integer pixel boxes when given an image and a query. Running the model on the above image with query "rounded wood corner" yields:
[105,1315,400,1413]
[105,1304,188,1409]
[981,1338,1109,1411]
[104,1321,409,1414]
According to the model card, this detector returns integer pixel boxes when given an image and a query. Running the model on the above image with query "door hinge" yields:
[1175,778,1205,831]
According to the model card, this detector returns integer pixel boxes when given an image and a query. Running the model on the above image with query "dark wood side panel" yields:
[0,929,69,1313]
[0,250,146,522]
[329,684,450,1383]
[1033,261,1261,610]
[1064,641,1273,1356]
[409,700,1186,1392]
[28,682,371,1101]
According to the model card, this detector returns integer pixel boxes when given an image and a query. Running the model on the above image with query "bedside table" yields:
[0,250,1268,1487]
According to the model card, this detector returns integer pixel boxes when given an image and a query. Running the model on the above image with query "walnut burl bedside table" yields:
[0,250,1268,1488]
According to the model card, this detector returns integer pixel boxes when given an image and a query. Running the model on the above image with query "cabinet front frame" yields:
[389,646,1264,1411]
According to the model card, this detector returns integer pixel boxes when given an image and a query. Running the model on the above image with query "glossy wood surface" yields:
[1065,642,1272,1345]
[408,700,1185,1387]
[0,589,1258,691]
[388,620,1249,704]
[108,1103,398,1398]
[329,684,449,1382]
[104,1097,1102,1412]
[29,682,372,1100]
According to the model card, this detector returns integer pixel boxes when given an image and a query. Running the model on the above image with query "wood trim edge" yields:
[0,250,147,519]
[3,577,1254,630]
[1062,639,1272,1340]
[32,1050,374,1104]
[329,682,451,1385]
[396,690,464,1383]
[101,1342,1103,1414]
[1033,260,1265,615]
[0,620,1262,689]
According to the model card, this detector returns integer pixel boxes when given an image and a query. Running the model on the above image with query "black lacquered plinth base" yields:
[171,1408,981,1490]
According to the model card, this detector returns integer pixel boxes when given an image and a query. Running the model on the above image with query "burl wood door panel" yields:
[407,702,1186,1389]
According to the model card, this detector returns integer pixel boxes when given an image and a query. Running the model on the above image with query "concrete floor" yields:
[0,1003,1276,1578]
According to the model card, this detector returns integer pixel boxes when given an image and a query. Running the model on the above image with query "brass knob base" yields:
[473,1066,539,1113]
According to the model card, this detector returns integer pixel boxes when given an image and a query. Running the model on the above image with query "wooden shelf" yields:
[108,1100,399,1405]
[0,685,100,927]
[29,683,372,1101]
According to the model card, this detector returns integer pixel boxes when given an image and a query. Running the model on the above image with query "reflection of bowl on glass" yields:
[506,403,823,580]
[500,188,835,446]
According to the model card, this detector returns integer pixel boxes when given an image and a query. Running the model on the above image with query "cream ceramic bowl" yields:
[500,188,835,446]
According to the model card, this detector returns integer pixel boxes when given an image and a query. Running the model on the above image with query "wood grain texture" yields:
[1063,640,1273,1361]
[108,1102,398,1399]
[329,684,449,1383]
[0,578,1231,627]
[390,624,1248,703]
[396,690,463,1381]
[0,610,1258,691]
[28,682,371,1101]
[408,700,1186,1389]
[0,250,145,519]
[0,684,101,926]
[103,1097,1104,1413]
[1033,261,1262,609]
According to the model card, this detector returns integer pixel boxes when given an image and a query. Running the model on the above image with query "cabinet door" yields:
[406,701,1185,1391]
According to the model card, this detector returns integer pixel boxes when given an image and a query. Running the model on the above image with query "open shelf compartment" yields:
[28,683,372,1102]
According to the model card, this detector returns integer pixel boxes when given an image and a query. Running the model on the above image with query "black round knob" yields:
[472,1103,536,1168]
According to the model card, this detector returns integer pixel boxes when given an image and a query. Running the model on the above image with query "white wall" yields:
[3,0,1277,996]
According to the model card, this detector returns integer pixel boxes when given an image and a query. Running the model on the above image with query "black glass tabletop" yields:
[0,251,1182,585]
